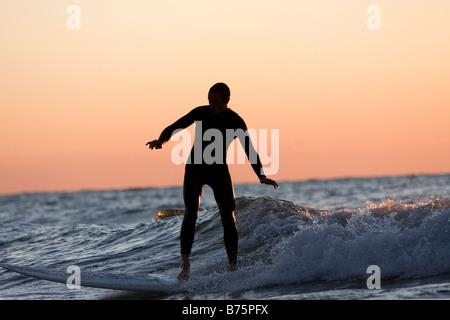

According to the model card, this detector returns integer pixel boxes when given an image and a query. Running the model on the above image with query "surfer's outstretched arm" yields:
[146,107,201,150]
[237,127,279,189]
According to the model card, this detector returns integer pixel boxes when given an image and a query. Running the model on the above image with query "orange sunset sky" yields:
[1,0,449,195]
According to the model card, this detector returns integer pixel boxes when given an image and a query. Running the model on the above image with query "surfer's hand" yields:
[260,177,279,189]
[146,139,162,150]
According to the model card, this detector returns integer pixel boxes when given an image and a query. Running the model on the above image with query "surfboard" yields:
[0,263,182,293]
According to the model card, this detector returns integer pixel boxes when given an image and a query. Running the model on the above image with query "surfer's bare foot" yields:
[178,254,190,280]
[229,262,237,272]
[178,267,189,280]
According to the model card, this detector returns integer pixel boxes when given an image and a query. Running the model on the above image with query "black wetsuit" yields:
[158,106,265,265]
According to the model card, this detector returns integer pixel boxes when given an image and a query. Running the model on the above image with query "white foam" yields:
[213,198,450,292]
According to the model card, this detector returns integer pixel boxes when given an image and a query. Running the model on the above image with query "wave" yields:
[2,195,449,297]
[184,196,450,292]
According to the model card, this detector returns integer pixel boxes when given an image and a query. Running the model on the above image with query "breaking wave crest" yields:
[187,196,450,292]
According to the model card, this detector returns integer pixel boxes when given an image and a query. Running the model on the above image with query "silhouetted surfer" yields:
[147,83,278,280]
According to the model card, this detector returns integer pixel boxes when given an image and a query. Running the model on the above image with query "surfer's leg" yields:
[179,253,190,280]
[180,175,203,255]
[179,166,204,280]
[220,203,237,270]
[209,166,238,269]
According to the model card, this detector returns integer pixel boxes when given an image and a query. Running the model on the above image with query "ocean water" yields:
[0,174,449,300]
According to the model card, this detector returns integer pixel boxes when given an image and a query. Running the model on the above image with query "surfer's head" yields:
[208,83,230,115]
[208,83,230,104]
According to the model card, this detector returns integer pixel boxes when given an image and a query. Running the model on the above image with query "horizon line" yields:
[1,171,449,197]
